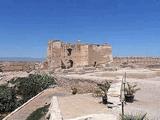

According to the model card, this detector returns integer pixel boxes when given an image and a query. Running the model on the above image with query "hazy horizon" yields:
[0,0,160,58]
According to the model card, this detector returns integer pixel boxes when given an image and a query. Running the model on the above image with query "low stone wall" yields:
[113,57,160,67]
[3,89,46,120]
[55,75,99,94]
[46,96,63,120]
[0,61,40,72]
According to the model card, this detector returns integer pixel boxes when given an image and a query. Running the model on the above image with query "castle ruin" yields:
[47,40,113,70]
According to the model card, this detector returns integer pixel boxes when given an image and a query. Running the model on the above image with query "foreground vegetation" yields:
[120,113,148,120]
[26,105,49,120]
[0,86,18,113]
[0,74,56,119]
[10,74,56,102]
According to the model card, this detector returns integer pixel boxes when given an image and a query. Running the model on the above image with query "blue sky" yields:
[0,0,160,58]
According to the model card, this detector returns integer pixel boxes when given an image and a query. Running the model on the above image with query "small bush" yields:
[125,82,140,95]
[97,81,111,97]
[0,85,18,113]
[120,113,148,120]
[93,89,103,97]
[0,74,56,118]
[26,105,49,120]
[10,74,56,102]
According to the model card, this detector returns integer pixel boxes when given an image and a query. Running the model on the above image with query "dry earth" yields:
[57,68,160,119]
[58,94,111,119]
[124,77,160,119]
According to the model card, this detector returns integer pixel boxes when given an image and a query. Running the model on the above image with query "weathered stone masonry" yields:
[0,61,39,72]
[47,40,113,70]
[113,57,160,67]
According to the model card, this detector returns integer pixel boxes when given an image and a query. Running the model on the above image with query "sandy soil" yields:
[124,77,160,119]
[94,68,158,79]
[58,94,111,119]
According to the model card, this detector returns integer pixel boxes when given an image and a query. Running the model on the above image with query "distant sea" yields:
[0,57,44,62]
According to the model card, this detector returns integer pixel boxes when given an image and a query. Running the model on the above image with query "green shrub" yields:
[0,85,18,113]
[125,82,140,96]
[10,74,56,102]
[93,89,103,97]
[26,105,49,120]
[97,81,111,97]
[120,113,148,120]
[0,74,55,117]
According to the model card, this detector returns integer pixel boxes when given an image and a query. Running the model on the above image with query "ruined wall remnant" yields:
[113,57,160,67]
[47,40,113,70]
[0,61,40,72]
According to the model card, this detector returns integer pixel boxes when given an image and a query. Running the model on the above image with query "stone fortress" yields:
[47,40,113,70]
[47,40,160,70]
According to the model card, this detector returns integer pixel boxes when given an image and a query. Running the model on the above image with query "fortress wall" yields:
[113,57,160,66]
[88,45,112,66]
[0,61,39,72]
